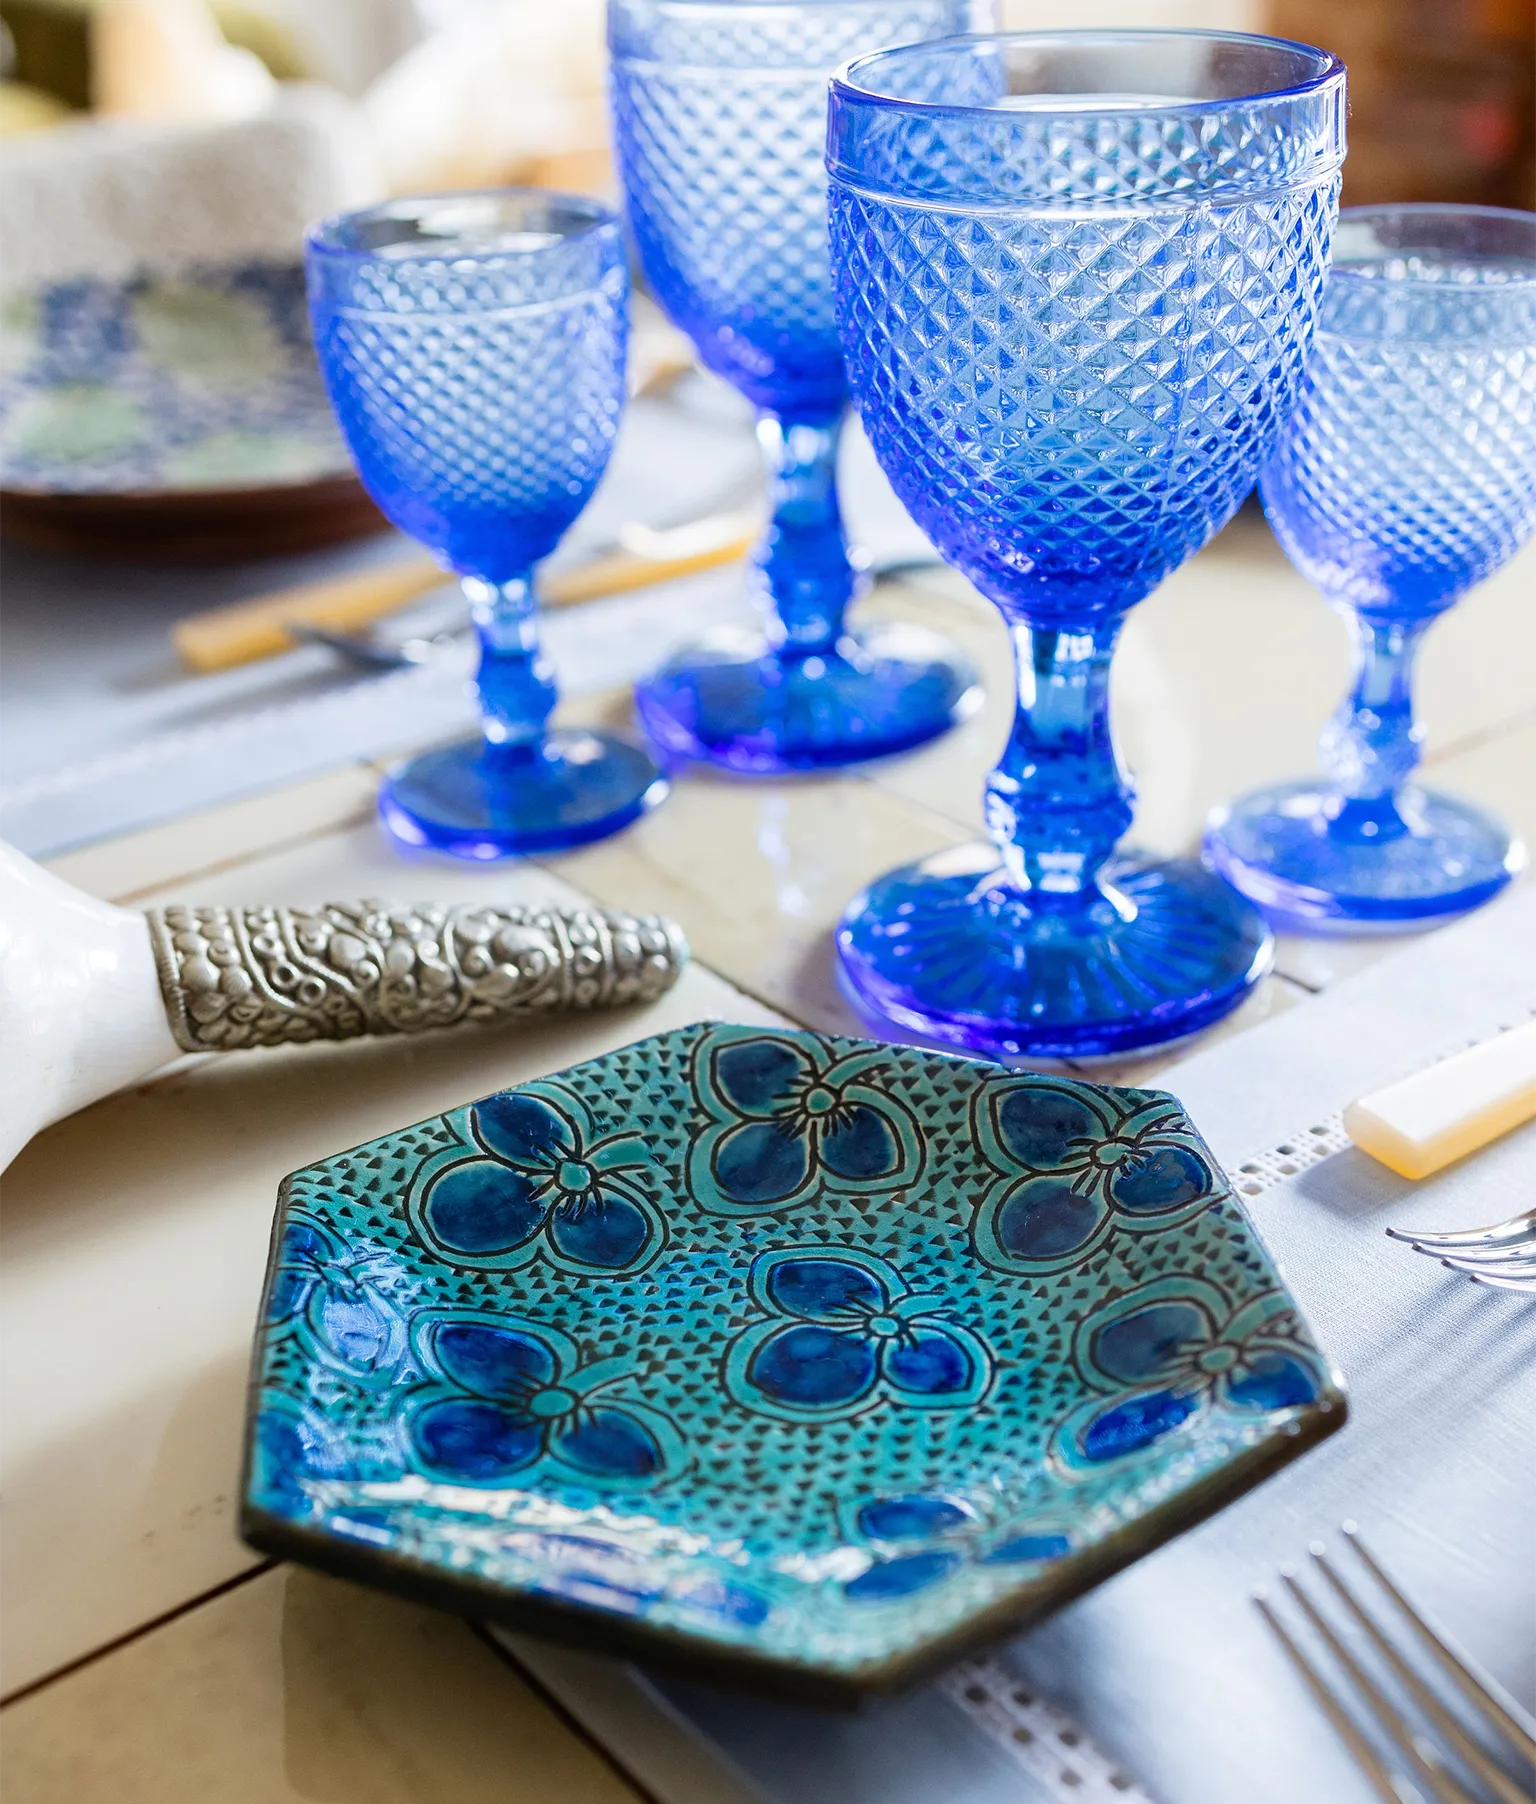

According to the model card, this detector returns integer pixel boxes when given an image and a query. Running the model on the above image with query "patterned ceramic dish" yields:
[0,262,378,558]
[241,1024,1345,1701]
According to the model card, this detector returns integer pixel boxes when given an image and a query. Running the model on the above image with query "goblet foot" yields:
[634,626,979,773]
[379,730,667,860]
[837,844,1272,1060]
[1203,781,1523,935]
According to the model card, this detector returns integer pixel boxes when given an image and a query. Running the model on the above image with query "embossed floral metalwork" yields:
[689,1025,924,1216]
[411,1083,664,1275]
[972,1077,1217,1273]
[1055,1276,1326,1470]
[405,1312,684,1490]
[149,900,686,1051]
[724,1248,992,1421]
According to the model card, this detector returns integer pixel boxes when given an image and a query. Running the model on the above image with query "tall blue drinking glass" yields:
[1205,205,1536,932]
[306,191,666,859]
[608,0,984,773]
[827,31,1346,1058]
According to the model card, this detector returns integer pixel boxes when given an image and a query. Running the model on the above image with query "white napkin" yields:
[230,0,428,97]
[362,0,607,192]
[0,83,383,295]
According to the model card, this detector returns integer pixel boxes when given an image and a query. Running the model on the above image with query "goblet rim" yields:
[1328,202,1536,291]
[305,187,622,267]
[833,27,1345,122]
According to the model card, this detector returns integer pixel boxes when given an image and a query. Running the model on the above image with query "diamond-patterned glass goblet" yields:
[827,32,1346,1057]
[608,0,984,772]
[306,191,666,859]
[1206,205,1536,931]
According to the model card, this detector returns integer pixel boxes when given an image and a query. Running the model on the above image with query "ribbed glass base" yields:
[379,731,667,860]
[837,844,1273,1059]
[635,625,978,773]
[1204,781,1522,935]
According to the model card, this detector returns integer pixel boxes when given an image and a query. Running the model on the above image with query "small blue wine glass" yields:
[608,0,984,773]
[306,191,667,859]
[1205,204,1536,932]
[827,31,1346,1058]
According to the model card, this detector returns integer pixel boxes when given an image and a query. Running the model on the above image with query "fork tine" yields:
[1254,1591,1416,1804]
[1398,1232,1536,1290]
[1432,1244,1536,1268]
[1311,1545,1531,1804]
[1441,1264,1536,1293]
[1402,1226,1536,1253]
[1281,1570,1479,1804]
[1388,1212,1536,1250]
[1344,1525,1536,1765]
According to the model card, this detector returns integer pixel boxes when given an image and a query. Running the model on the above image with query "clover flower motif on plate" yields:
[247,1397,384,1524]
[688,1027,924,1218]
[409,1083,664,1276]
[971,1078,1219,1274]
[267,1211,412,1389]
[724,1248,992,1423]
[838,1492,1077,1601]
[1054,1275,1329,1471]
[403,1311,685,1491]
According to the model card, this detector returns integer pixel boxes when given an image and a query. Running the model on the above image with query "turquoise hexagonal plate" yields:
[241,1024,1345,1700]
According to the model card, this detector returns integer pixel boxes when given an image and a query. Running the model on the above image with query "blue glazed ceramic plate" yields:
[241,1024,1345,1700]
[0,262,354,495]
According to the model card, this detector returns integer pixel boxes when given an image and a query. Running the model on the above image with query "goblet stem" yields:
[753,411,860,655]
[987,617,1134,905]
[1317,608,1431,840]
[466,573,558,751]
[380,566,665,853]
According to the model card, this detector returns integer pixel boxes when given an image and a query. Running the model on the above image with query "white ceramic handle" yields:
[0,840,691,1171]
[0,840,179,1171]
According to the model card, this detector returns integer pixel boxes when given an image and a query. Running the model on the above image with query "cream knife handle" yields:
[1344,1020,1536,1179]
[148,901,688,1052]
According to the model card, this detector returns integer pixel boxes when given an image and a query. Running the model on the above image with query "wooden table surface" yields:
[2,522,1532,1802]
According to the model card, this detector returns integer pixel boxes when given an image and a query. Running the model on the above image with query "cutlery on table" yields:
[289,544,952,674]
[288,619,448,670]
[1387,1210,1536,1294]
[1256,1523,1535,1804]
[171,505,763,674]
[1345,1020,1536,1179]
[1345,1022,1536,1293]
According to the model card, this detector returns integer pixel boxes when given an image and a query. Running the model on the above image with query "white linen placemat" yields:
[0,398,942,858]
[0,564,754,858]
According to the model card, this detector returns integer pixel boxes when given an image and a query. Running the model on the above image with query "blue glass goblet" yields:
[1205,205,1536,932]
[306,191,667,859]
[827,31,1346,1058]
[608,0,984,773]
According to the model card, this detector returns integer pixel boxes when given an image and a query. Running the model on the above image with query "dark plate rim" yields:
[242,1390,1344,1707]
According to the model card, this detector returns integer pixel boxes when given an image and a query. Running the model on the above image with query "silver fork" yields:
[1255,1524,1536,1804]
[1386,1210,1536,1293]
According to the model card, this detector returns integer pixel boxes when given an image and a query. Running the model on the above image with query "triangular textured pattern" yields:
[610,0,973,412]
[831,183,1337,617]
[1261,329,1536,612]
